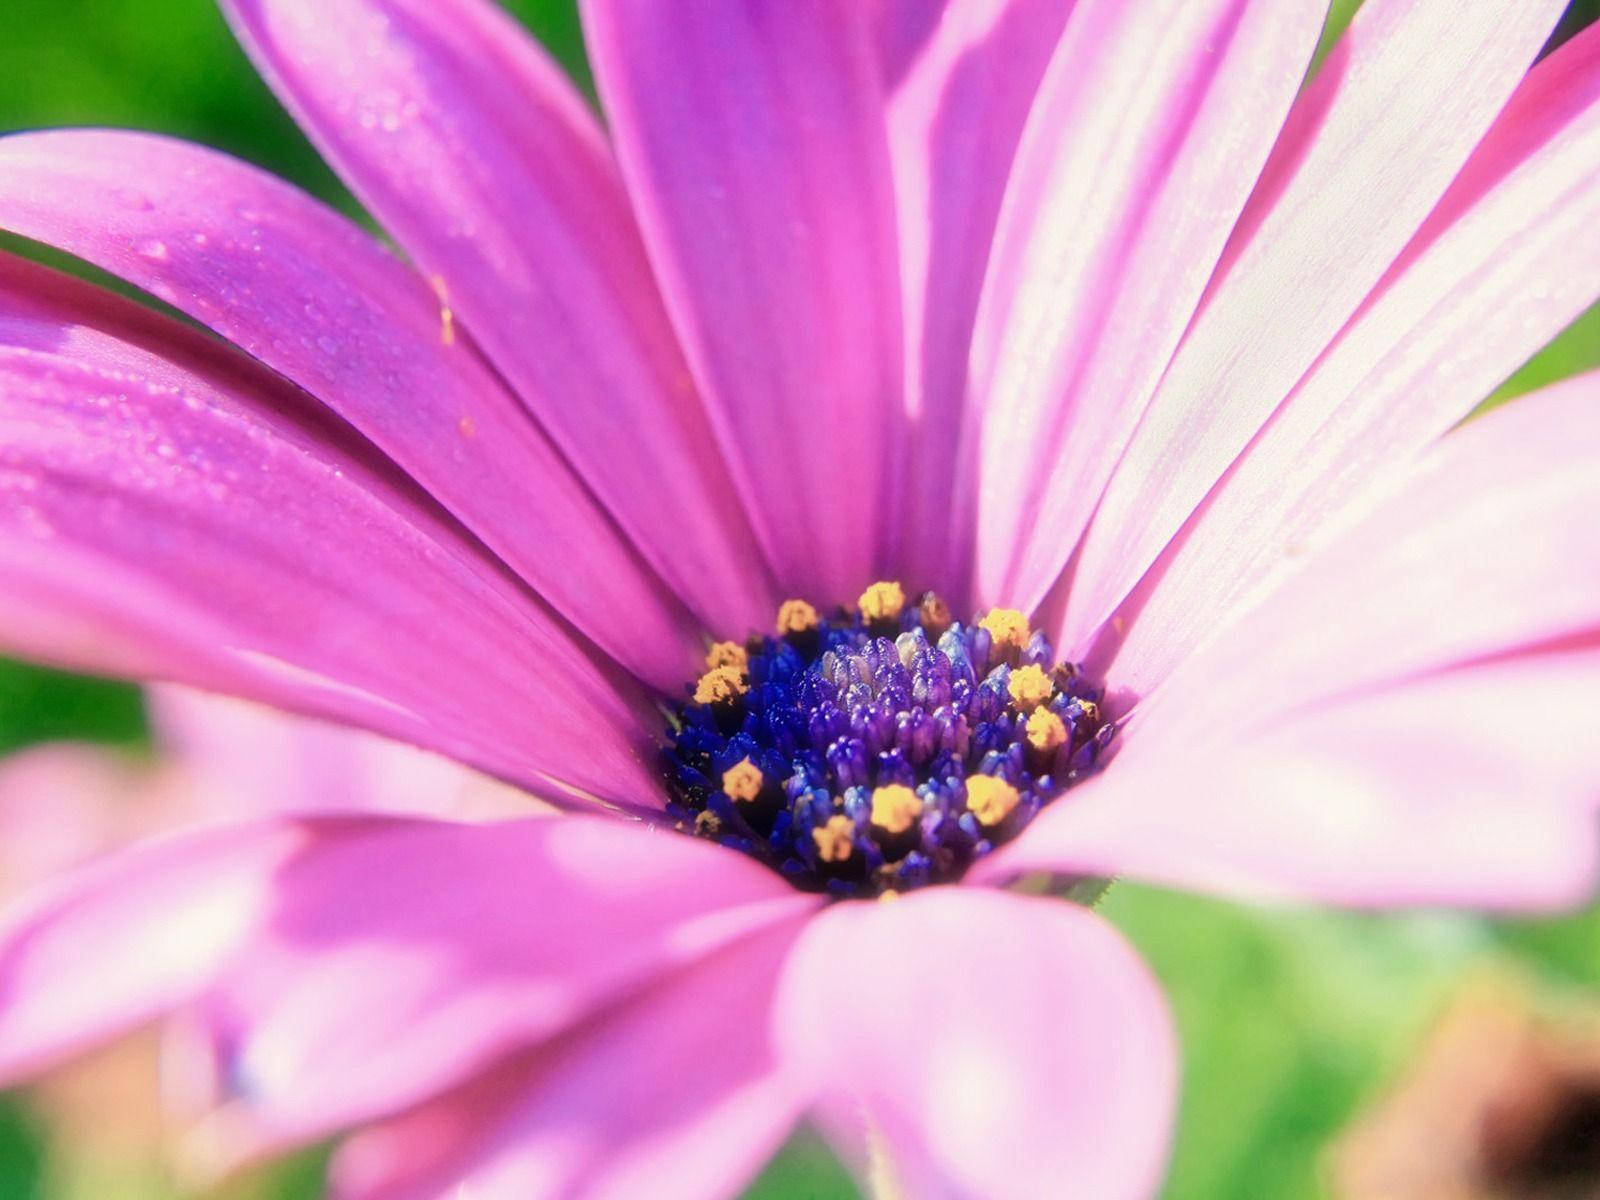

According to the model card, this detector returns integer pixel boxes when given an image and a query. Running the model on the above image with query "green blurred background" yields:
[1,1,1599,1197]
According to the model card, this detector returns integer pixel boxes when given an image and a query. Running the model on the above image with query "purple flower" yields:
[0,1,1598,1197]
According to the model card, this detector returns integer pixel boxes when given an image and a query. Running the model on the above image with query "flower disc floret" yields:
[664,583,1116,897]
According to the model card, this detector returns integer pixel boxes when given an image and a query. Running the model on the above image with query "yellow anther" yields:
[1076,699,1102,725]
[694,810,723,836]
[813,814,856,863]
[1007,664,1054,712]
[721,758,765,803]
[979,607,1030,650]
[776,598,820,636]
[869,784,923,835]
[858,580,906,624]
[965,774,1020,827]
[705,640,748,671]
[1026,708,1069,754]
[918,591,953,640]
[693,665,748,706]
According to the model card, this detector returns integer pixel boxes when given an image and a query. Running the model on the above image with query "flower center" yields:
[662,582,1115,898]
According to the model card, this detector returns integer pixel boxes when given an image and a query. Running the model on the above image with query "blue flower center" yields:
[662,583,1115,897]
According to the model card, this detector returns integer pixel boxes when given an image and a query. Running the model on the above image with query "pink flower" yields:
[0,1,1597,1197]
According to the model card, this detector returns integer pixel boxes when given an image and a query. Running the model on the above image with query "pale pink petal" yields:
[976,644,1600,911]
[203,816,817,1154]
[776,889,1176,1200]
[215,0,774,637]
[1104,19,1600,694]
[0,746,162,889]
[967,0,1323,610]
[1129,373,1600,741]
[0,129,701,689]
[1061,0,1568,653]
[148,688,540,822]
[582,0,903,599]
[0,819,309,1083]
[0,253,658,806]
[329,915,810,1200]
[875,0,1074,586]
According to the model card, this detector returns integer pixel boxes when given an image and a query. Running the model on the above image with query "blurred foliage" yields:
[1,1,1598,1199]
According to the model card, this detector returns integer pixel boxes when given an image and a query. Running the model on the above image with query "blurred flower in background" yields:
[0,0,1597,1198]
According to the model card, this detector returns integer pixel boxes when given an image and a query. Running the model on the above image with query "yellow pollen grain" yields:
[429,274,456,347]
[966,774,1020,827]
[694,810,723,836]
[721,758,764,803]
[869,784,923,835]
[813,814,856,863]
[858,580,906,623]
[979,607,1030,650]
[1007,664,1054,712]
[1076,699,1102,725]
[918,591,953,639]
[693,665,748,705]
[1026,708,1068,754]
[704,640,748,671]
[776,598,820,635]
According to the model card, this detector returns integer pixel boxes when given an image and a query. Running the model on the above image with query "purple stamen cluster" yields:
[662,587,1115,897]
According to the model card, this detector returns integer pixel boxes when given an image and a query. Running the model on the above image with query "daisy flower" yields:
[0,1,1596,1197]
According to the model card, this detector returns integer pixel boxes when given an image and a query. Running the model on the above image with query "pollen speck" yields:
[457,415,477,438]
[1076,699,1102,725]
[694,665,748,705]
[694,810,722,836]
[979,608,1030,650]
[704,640,748,671]
[870,784,923,835]
[1026,708,1068,753]
[776,598,820,635]
[918,591,953,639]
[429,274,456,346]
[1007,664,1054,712]
[813,814,856,863]
[858,580,906,624]
[721,758,764,803]
[966,774,1020,827]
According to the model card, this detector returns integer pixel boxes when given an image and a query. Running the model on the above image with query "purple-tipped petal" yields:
[0,128,702,690]
[1060,0,1568,654]
[212,0,774,638]
[583,0,904,600]
[328,915,810,1200]
[776,889,1176,1200]
[1102,19,1600,694]
[875,0,1075,589]
[206,816,816,1154]
[0,819,308,1083]
[968,0,1323,610]
[0,253,658,805]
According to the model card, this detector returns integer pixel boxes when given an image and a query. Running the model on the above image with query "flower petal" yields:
[876,0,1074,586]
[1060,0,1568,652]
[582,0,904,599]
[0,128,701,689]
[205,816,816,1153]
[1103,18,1600,693]
[215,0,773,637]
[0,253,657,804]
[976,644,1600,911]
[775,889,1176,1200]
[328,915,810,1200]
[0,819,307,1083]
[968,0,1323,609]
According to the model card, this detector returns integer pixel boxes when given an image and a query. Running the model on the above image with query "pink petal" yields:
[1105,19,1600,694]
[0,819,308,1083]
[0,253,658,806]
[976,644,1600,911]
[204,816,816,1153]
[215,0,774,638]
[329,914,811,1200]
[775,889,1176,1200]
[0,129,701,690]
[148,688,540,822]
[1060,0,1568,654]
[968,0,1323,610]
[875,0,1074,587]
[582,0,904,599]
